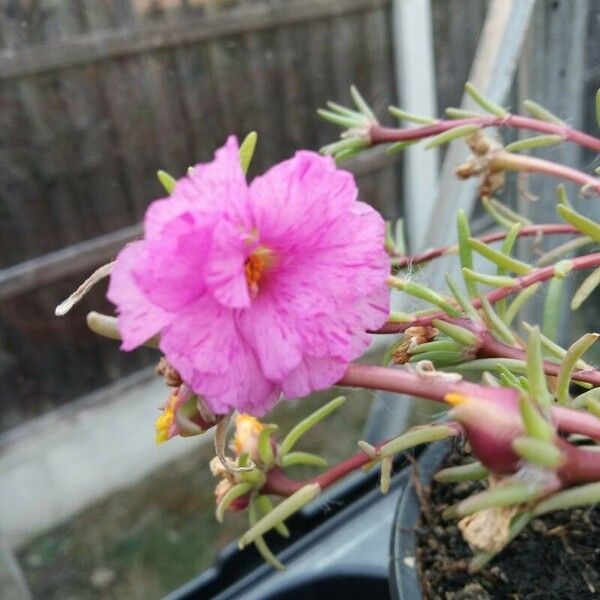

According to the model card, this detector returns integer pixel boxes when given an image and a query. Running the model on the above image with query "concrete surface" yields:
[0,369,208,550]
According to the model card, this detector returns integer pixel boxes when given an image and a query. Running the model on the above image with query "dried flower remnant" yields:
[155,385,217,444]
[108,137,390,416]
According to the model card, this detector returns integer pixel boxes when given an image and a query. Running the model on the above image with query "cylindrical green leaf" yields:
[457,210,477,299]
[239,131,258,175]
[571,266,600,310]
[248,499,285,570]
[526,326,552,409]
[281,452,328,468]
[480,296,517,345]
[379,425,457,458]
[385,140,419,155]
[388,105,435,124]
[257,425,278,468]
[462,268,518,288]
[468,238,532,275]
[239,484,320,548]
[533,482,600,516]
[518,397,554,442]
[326,101,363,119]
[542,277,564,342]
[504,284,541,326]
[445,107,483,119]
[317,109,361,128]
[157,169,176,194]
[279,396,346,457]
[557,204,600,242]
[537,237,592,267]
[512,436,563,469]
[505,135,562,153]
[482,197,533,227]
[449,358,527,376]
[350,85,376,121]
[408,350,463,366]
[255,495,290,539]
[379,456,393,494]
[388,277,462,318]
[424,124,481,149]
[431,319,478,346]
[556,333,599,405]
[570,387,600,409]
[523,99,564,125]
[410,340,463,354]
[586,395,600,417]
[447,482,543,519]
[464,82,507,117]
[522,321,589,370]
[434,461,488,483]
[445,274,480,321]
[216,482,253,523]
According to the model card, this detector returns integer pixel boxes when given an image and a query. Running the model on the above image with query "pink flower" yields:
[108,137,390,415]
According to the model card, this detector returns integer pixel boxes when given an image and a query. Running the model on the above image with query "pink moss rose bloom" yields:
[108,137,390,415]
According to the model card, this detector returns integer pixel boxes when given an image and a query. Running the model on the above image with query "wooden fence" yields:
[0,0,486,431]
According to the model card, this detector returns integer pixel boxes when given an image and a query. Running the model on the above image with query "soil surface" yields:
[416,450,600,599]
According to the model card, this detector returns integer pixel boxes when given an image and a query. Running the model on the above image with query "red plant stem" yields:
[394,224,578,268]
[490,151,600,194]
[378,252,600,334]
[370,115,600,153]
[263,444,380,497]
[337,363,600,440]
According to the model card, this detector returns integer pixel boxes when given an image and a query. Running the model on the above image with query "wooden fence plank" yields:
[0,0,389,79]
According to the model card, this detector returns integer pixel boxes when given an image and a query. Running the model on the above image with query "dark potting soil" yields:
[415,451,600,599]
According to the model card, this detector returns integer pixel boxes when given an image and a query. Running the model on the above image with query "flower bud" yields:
[155,385,218,444]
[231,414,265,463]
[445,390,523,473]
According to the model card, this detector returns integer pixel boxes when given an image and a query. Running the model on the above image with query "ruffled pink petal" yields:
[107,241,174,350]
[200,343,280,416]
[133,215,211,312]
[281,355,349,399]
[159,294,278,416]
[159,294,237,380]
[205,219,251,309]
[235,291,304,381]
[187,136,252,227]
[144,136,249,240]
[249,151,357,251]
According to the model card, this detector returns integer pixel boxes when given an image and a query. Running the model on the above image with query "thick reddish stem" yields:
[377,252,600,334]
[370,115,600,153]
[337,363,600,440]
[263,446,378,497]
[393,224,578,268]
[490,151,600,195]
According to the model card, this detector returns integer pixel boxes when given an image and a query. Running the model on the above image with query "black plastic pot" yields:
[388,442,449,600]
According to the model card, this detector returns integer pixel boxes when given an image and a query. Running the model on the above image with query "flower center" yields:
[244,247,272,296]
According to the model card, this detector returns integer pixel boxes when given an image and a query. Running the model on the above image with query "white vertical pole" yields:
[392,0,439,252]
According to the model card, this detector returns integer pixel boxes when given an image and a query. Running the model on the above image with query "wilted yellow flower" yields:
[232,414,264,462]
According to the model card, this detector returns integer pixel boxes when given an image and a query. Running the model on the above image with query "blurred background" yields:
[1,0,600,598]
